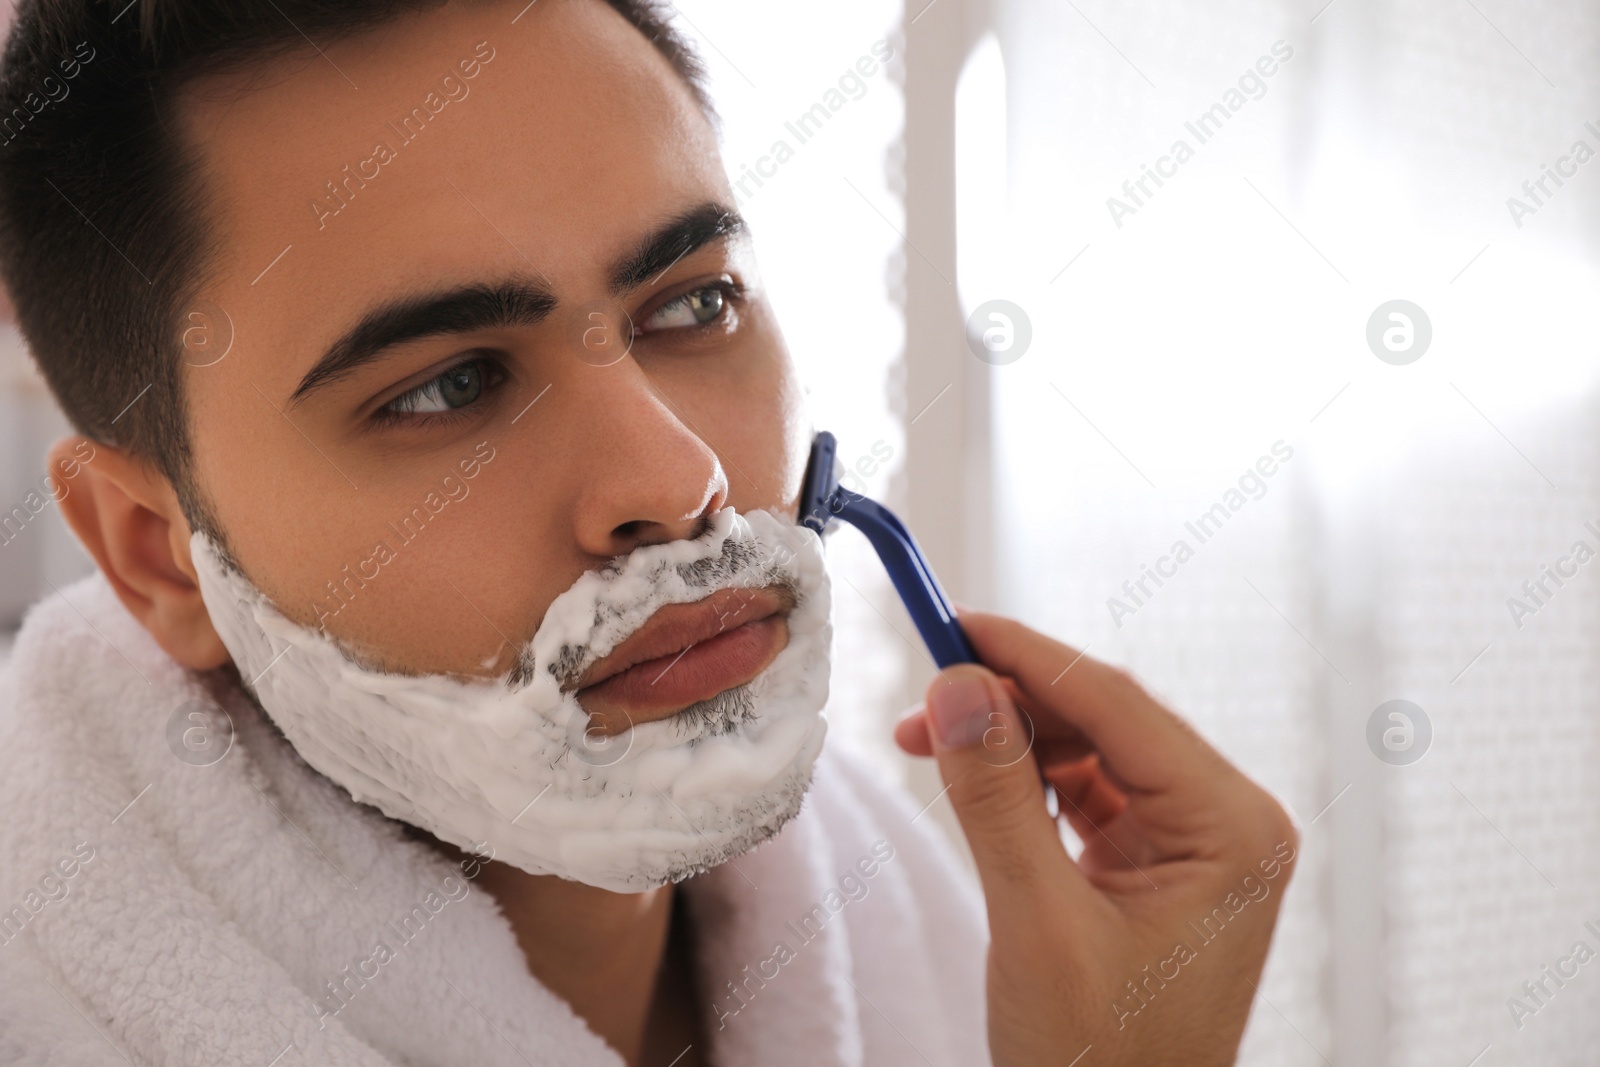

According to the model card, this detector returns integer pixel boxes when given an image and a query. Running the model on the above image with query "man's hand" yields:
[894,610,1299,1067]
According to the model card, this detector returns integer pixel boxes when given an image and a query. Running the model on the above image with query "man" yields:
[0,0,1298,1064]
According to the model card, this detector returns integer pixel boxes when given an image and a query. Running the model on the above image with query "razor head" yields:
[798,431,841,534]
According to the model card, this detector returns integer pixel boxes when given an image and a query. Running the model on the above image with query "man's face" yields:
[175,0,810,712]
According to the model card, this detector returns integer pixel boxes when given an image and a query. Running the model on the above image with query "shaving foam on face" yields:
[190,507,832,893]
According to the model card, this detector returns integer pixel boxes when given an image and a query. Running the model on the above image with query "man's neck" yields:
[471,854,677,1065]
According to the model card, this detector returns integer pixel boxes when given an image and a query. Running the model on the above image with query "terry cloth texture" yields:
[0,571,990,1066]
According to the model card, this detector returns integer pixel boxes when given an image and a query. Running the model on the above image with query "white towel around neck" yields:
[0,571,991,1066]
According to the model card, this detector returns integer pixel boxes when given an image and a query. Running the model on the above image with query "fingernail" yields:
[928,671,995,749]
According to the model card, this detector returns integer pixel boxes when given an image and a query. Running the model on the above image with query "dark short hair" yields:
[0,0,710,540]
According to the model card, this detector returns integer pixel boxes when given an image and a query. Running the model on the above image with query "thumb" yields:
[926,664,1070,901]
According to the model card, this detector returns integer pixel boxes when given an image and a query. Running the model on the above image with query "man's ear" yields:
[47,435,231,671]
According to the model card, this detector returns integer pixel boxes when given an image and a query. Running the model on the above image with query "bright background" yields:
[666,1,1600,1064]
[5,0,1600,1063]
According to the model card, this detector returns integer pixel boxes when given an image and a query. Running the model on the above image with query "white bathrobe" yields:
[0,571,991,1066]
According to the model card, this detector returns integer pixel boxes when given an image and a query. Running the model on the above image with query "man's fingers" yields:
[926,664,1084,908]
[905,711,1131,839]
[893,706,933,757]
[1045,754,1128,828]
[957,609,1236,795]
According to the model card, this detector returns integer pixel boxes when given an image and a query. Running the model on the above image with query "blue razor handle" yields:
[798,431,978,668]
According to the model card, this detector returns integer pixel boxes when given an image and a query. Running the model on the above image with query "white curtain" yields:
[978,0,1600,1063]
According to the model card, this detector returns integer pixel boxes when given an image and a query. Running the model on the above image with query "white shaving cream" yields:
[190,507,832,893]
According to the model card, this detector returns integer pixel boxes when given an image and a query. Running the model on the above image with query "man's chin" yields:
[561,755,820,891]
[666,684,760,739]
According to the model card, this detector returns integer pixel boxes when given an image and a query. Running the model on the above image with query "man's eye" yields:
[379,358,494,422]
[644,284,730,331]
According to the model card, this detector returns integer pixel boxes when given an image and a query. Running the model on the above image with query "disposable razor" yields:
[797,431,977,668]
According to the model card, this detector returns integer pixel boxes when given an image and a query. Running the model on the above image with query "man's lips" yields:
[573,585,793,734]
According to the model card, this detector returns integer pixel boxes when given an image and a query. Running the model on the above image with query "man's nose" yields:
[567,363,729,559]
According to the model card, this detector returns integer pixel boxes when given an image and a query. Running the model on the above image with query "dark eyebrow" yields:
[608,202,745,294]
[286,203,743,410]
[288,279,557,408]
